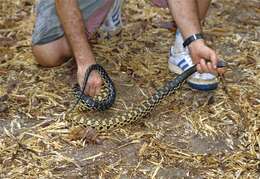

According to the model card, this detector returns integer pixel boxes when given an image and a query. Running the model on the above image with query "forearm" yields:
[167,0,202,39]
[55,0,95,66]
[168,0,222,73]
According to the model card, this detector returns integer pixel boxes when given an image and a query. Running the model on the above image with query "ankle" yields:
[172,29,187,54]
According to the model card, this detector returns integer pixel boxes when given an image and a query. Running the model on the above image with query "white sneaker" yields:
[100,0,123,36]
[168,46,219,91]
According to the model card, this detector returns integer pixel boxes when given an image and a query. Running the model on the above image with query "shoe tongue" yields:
[170,47,193,66]
[171,46,189,55]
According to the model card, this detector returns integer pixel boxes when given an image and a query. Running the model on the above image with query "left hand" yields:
[188,39,225,75]
[77,63,103,97]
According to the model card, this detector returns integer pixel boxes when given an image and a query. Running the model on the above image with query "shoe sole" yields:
[168,61,218,91]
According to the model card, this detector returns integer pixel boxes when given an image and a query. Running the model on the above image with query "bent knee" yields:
[32,38,72,67]
[32,45,68,67]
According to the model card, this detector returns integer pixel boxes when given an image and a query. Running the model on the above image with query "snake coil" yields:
[73,64,116,111]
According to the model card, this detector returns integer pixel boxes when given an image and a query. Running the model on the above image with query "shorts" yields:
[32,0,114,45]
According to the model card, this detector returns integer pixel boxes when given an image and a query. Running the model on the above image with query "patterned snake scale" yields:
[70,62,225,132]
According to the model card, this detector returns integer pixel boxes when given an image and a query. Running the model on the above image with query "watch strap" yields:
[183,33,204,48]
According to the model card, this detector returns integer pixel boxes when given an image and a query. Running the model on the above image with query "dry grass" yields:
[0,0,259,178]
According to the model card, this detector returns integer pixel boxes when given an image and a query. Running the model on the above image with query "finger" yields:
[93,79,103,96]
[88,87,95,97]
[209,51,218,69]
[93,74,102,96]
[80,77,89,96]
[88,83,96,97]
[207,61,217,75]
[85,83,91,96]
[197,64,203,73]
[95,83,101,95]
[88,72,97,97]
[93,85,98,97]
[200,59,209,73]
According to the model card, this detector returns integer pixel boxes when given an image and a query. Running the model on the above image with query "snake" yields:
[72,64,116,111]
[70,62,225,132]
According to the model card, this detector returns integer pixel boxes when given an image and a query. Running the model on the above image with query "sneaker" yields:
[168,46,219,91]
[100,0,123,36]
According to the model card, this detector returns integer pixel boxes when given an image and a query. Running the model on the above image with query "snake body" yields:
[70,63,203,132]
[73,64,116,111]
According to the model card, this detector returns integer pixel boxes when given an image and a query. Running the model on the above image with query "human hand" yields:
[188,39,225,75]
[77,64,103,97]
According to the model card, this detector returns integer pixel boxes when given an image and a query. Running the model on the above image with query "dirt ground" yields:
[0,0,259,178]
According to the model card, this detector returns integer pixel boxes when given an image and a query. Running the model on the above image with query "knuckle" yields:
[93,81,101,87]
[212,52,217,59]
[88,81,94,85]
[96,80,102,85]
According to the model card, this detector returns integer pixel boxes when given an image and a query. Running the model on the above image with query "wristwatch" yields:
[183,33,204,48]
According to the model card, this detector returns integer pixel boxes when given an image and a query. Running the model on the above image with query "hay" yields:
[0,0,259,178]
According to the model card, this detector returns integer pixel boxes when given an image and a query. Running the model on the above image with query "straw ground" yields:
[0,0,259,178]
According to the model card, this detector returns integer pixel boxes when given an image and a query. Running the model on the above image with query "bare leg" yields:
[171,0,211,53]
[153,0,211,21]
[196,0,211,21]
[32,37,72,67]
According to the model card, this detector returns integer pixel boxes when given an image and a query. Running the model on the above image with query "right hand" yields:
[188,40,225,75]
[77,64,103,97]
